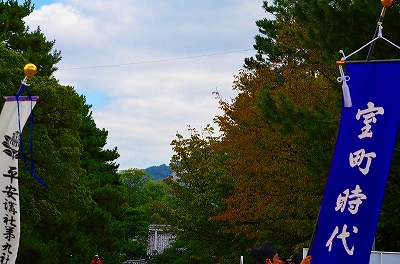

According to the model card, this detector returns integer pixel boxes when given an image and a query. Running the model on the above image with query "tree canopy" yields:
[152,1,400,263]
[0,1,151,263]
[4,0,400,263]
[0,0,61,76]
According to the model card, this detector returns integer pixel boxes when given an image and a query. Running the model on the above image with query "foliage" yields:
[4,0,400,263]
[120,168,159,208]
[20,88,86,262]
[78,99,129,262]
[0,43,86,263]
[246,0,400,70]
[213,67,334,258]
[0,4,143,262]
[289,0,400,61]
[121,208,149,259]
[119,169,173,257]
[0,0,61,76]
[154,0,400,260]
[246,0,400,253]
[0,45,130,264]
[149,125,244,263]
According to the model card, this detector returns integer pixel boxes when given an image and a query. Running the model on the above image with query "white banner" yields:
[0,96,37,264]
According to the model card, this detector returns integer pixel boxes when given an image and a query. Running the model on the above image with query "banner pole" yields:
[366,1,392,60]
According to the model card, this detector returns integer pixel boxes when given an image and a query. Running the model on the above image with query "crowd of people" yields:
[89,242,310,264]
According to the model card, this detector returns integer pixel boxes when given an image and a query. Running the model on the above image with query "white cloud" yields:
[25,3,104,50]
[24,0,269,169]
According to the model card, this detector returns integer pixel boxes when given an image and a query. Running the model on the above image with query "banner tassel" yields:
[337,62,352,108]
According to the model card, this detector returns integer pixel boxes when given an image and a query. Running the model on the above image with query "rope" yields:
[341,25,400,61]
[16,81,50,190]
[336,23,400,108]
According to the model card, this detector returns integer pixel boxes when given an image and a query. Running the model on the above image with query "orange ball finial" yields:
[24,63,37,77]
[381,0,393,7]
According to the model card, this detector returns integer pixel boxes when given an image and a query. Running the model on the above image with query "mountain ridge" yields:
[144,164,173,181]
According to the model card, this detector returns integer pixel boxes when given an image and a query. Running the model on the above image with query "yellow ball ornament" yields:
[381,0,393,7]
[24,63,37,77]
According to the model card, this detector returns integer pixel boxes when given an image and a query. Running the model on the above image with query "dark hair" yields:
[251,242,277,264]
[291,253,302,264]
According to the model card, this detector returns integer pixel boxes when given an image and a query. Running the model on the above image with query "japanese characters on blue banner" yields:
[310,61,400,264]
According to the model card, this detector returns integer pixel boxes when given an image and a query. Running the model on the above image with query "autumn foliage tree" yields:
[152,1,400,263]
[245,0,400,252]
[204,11,342,257]
[148,5,346,262]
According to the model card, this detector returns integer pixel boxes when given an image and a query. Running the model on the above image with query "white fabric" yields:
[337,65,352,108]
[0,99,36,264]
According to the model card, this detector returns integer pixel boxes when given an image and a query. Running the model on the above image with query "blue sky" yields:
[22,0,270,169]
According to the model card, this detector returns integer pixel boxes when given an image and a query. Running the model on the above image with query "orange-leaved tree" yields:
[213,12,342,255]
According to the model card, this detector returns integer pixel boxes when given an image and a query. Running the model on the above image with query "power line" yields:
[58,48,254,70]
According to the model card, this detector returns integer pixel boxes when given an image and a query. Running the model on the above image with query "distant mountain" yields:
[144,164,173,180]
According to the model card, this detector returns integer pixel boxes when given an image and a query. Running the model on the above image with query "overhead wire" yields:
[57,48,254,70]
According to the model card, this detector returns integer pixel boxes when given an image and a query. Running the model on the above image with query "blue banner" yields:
[310,61,400,264]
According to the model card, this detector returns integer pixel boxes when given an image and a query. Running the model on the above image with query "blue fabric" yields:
[16,84,49,190]
[310,61,400,264]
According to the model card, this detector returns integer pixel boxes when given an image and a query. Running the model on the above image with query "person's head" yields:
[290,253,302,264]
[251,242,279,264]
